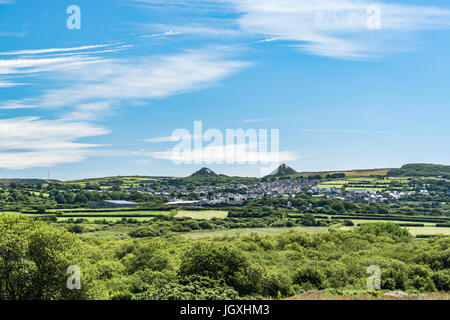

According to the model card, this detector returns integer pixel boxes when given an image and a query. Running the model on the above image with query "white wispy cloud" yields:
[147,143,298,164]
[0,117,109,169]
[300,128,394,134]
[0,44,113,56]
[0,80,24,88]
[0,56,105,76]
[0,102,36,110]
[1,48,249,111]
[62,102,112,121]
[139,24,242,38]
[0,43,128,92]
[243,118,269,123]
[134,0,450,59]
[147,135,189,143]
[140,30,184,38]
[0,42,249,168]
[230,0,450,58]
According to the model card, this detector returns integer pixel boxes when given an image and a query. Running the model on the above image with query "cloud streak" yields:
[134,0,450,59]
[0,42,249,168]
[1,48,249,116]
[300,128,394,134]
[231,0,450,58]
[0,117,109,169]
[0,44,113,56]
[147,143,298,165]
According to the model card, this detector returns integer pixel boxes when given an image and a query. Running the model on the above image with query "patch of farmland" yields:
[320,180,350,184]
[406,226,450,236]
[345,186,386,191]
[175,210,229,220]
[295,168,390,178]
[182,226,328,239]
[60,210,173,217]
[349,219,436,227]
[316,184,345,189]
[57,216,155,222]
[336,221,450,236]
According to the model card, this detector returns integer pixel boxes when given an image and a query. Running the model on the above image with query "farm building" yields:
[165,200,205,207]
[90,200,139,209]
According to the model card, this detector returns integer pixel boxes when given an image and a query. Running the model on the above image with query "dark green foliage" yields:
[66,224,85,234]
[357,223,412,240]
[343,220,354,226]
[293,265,327,290]
[388,163,450,178]
[1,215,449,300]
[326,173,346,179]
[129,227,165,238]
[137,276,238,300]
[432,270,450,291]
[178,243,253,295]
[0,215,96,300]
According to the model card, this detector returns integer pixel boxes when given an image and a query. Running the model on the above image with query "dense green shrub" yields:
[178,243,253,295]
[136,276,238,300]
[0,215,97,299]
[358,223,412,240]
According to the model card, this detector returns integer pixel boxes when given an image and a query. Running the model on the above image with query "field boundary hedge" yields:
[331,215,447,223]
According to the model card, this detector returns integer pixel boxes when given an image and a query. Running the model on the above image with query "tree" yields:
[55,193,66,204]
[293,264,326,290]
[36,206,47,214]
[178,243,252,294]
[0,215,96,300]
[74,193,88,204]
[358,222,412,241]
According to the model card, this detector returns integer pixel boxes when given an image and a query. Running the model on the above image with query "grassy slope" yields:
[290,168,391,178]
[174,210,229,220]
[182,226,329,239]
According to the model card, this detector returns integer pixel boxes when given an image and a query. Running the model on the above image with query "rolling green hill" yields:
[0,178,59,186]
[388,163,450,178]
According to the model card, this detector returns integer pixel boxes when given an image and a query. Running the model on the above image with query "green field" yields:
[314,175,412,192]
[336,219,450,236]
[57,216,156,222]
[406,226,450,236]
[182,226,329,239]
[346,219,436,227]
[174,210,229,220]
[293,168,391,178]
[58,210,173,217]
[76,225,137,240]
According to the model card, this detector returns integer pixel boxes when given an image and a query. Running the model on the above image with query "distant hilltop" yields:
[190,167,218,177]
[266,164,298,177]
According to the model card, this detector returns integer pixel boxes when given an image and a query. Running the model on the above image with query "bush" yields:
[0,215,96,299]
[432,270,450,291]
[178,243,252,295]
[343,220,354,226]
[293,265,326,290]
[358,223,412,240]
[67,224,85,234]
[137,276,239,300]
[129,227,164,238]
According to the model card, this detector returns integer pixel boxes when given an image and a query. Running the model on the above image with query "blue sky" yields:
[0,0,449,180]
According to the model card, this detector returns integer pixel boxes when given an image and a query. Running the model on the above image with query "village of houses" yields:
[107,178,427,207]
